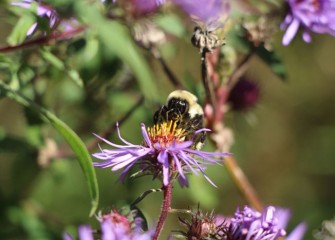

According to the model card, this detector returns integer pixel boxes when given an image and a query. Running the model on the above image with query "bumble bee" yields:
[153,90,206,150]
[191,26,225,53]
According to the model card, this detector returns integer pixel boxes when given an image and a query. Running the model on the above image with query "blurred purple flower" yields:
[11,0,79,37]
[93,122,229,187]
[226,206,307,240]
[281,0,335,45]
[64,210,153,240]
[172,0,229,28]
[11,0,59,36]
[128,0,165,17]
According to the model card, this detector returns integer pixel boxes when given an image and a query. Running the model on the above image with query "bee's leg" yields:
[191,114,204,130]
[193,131,207,150]
[153,105,168,124]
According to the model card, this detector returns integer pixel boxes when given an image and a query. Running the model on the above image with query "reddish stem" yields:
[0,26,86,53]
[153,183,172,240]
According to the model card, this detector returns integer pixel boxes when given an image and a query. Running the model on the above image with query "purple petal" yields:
[141,123,152,148]
[282,18,300,45]
[286,222,307,240]
[115,122,135,146]
[78,225,94,240]
[158,150,170,186]
[171,152,186,179]
[93,133,138,148]
[274,208,291,229]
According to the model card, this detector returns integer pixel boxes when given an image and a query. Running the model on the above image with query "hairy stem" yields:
[153,183,172,240]
[201,51,216,111]
[0,26,86,53]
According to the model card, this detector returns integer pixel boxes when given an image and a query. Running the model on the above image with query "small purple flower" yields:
[11,0,79,37]
[11,0,59,36]
[93,122,229,187]
[226,206,307,240]
[281,0,335,45]
[172,0,230,29]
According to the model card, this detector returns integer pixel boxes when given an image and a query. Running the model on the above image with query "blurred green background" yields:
[1,2,335,239]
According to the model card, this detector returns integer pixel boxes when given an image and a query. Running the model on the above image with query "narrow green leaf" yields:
[74,2,158,101]
[40,49,84,87]
[0,82,99,216]
[256,46,287,80]
[40,49,65,70]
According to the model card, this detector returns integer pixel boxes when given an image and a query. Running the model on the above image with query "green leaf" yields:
[0,82,99,216]
[155,14,185,37]
[7,14,36,46]
[40,49,84,87]
[74,2,158,101]
[40,49,65,70]
[226,26,252,55]
[256,46,287,80]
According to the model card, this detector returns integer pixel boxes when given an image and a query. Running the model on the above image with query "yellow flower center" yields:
[147,120,187,148]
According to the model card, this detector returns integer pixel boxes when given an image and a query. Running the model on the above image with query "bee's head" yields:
[166,90,203,118]
[167,97,188,115]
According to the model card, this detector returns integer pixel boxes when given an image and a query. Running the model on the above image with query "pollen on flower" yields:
[147,120,187,147]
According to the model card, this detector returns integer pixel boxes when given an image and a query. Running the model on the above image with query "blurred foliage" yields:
[0,0,335,239]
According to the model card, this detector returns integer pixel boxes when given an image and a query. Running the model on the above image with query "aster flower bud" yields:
[314,216,335,240]
[173,0,230,53]
[133,20,166,49]
[178,208,227,239]
[227,78,260,111]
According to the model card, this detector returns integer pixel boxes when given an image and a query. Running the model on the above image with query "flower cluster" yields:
[93,121,229,187]
[226,206,306,240]
[178,205,306,240]
[281,0,335,45]
[64,209,153,240]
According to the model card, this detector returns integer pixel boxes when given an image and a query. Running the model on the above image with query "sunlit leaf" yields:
[74,2,158,101]
[7,15,36,46]
[0,82,99,216]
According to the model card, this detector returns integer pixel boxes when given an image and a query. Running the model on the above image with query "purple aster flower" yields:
[64,209,153,240]
[93,122,229,187]
[281,0,335,45]
[172,0,230,29]
[225,206,307,240]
